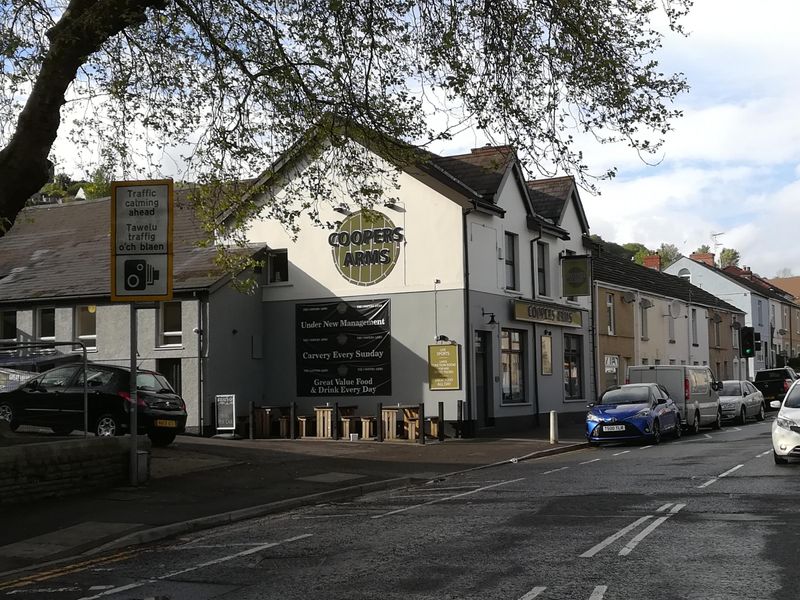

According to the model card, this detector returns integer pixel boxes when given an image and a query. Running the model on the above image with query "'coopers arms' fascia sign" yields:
[111,179,173,302]
[329,209,404,286]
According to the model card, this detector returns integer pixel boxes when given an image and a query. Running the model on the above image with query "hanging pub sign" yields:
[296,299,391,396]
[428,344,461,390]
[561,254,591,297]
[328,209,404,286]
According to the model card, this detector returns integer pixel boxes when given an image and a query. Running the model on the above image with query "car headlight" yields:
[587,413,602,422]
[634,408,651,418]
[777,417,798,430]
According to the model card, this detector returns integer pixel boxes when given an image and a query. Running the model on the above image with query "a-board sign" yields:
[428,344,461,390]
[111,179,173,301]
[215,394,236,431]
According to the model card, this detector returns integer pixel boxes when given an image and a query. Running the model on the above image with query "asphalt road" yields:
[2,417,797,600]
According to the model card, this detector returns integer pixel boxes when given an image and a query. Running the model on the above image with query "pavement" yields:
[0,420,587,578]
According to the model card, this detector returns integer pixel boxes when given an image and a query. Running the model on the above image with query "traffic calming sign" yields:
[111,179,173,301]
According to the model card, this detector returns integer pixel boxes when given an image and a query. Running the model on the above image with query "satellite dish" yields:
[732,321,742,330]
[640,298,653,309]
[621,291,636,304]
[712,313,722,324]
[669,300,682,319]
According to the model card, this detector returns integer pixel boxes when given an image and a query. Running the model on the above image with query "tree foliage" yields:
[657,243,680,268]
[719,248,740,269]
[694,244,710,254]
[622,242,653,265]
[0,0,691,254]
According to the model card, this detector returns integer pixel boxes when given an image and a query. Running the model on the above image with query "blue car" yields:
[586,383,682,445]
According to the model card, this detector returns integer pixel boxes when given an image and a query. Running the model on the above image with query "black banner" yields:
[296,299,391,397]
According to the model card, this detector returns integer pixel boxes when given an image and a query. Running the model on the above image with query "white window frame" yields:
[691,308,698,345]
[640,303,648,340]
[266,250,289,285]
[668,314,675,343]
[536,242,549,297]
[606,293,615,336]
[504,232,518,291]
[158,301,183,347]
[36,307,55,342]
[74,305,97,351]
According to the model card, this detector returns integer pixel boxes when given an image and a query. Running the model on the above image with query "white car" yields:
[771,382,800,464]
[719,380,766,424]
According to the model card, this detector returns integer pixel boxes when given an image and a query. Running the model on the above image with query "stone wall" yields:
[0,434,149,505]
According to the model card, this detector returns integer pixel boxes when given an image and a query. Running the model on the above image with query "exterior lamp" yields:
[481,309,497,326]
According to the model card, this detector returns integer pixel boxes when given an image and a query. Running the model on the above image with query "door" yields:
[474,331,494,427]
[156,358,182,396]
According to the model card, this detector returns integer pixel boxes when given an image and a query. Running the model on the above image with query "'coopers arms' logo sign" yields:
[328,210,404,286]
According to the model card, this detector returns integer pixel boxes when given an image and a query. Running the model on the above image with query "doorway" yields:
[475,330,494,427]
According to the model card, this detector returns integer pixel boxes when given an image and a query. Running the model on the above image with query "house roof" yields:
[525,176,573,222]
[768,276,800,301]
[429,146,515,200]
[594,252,744,314]
[0,191,258,304]
[722,265,796,303]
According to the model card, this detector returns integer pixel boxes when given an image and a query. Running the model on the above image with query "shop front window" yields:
[564,334,583,399]
[501,329,525,404]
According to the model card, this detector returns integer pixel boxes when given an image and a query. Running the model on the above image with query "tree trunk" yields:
[0,0,166,235]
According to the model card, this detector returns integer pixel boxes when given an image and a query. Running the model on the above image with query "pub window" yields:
[267,250,289,284]
[75,305,97,351]
[606,293,615,336]
[501,329,525,404]
[504,232,518,291]
[37,307,55,341]
[536,242,549,297]
[564,334,583,399]
[159,301,182,347]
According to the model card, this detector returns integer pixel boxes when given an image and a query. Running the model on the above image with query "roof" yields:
[525,176,574,221]
[0,190,260,303]
[768,276,800,301]
[429,146,515,200]
[593,252,744,314]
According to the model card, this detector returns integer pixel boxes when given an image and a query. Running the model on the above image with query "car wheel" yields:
[690,411,701,435]
[95,414,121,437]
[774,451,788,465]
[652,420,661,445]
[712,409,722,430]
[148,430,177,447]
[674,415,682,439]
[738,407,747,426]
[757,404,766,422]
[0,402,19,431]
[51,426,73,436]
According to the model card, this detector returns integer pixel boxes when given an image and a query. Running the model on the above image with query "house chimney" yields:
[690,252,715,267]
[643,254,661,271]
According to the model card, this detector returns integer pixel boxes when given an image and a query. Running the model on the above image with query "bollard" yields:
[457,400,464,438]
[332,401,339,440]
[249,401,255,440]
[290,402,296,439]
[438,401,445,442]
[377,402,383,442]
[550,410,559,444]
[418,402,425,445]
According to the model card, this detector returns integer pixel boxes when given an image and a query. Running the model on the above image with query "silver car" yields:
[719,380,766,425]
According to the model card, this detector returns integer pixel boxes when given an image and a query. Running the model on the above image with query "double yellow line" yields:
[0,548,142,592]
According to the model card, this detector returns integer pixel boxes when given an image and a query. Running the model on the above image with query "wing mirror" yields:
[770,400,782,409]
[711,381,722,392]
[657,397,667,405]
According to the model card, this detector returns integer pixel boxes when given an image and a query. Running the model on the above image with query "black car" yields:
[0,364,187,446]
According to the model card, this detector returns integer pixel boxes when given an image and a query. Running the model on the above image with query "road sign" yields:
[111,180,173,301]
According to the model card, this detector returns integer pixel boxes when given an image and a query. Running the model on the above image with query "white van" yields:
[627,365,722,434]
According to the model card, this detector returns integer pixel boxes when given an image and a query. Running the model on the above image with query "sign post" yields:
[110,180,173,486]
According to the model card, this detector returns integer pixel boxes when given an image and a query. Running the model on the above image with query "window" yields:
[655,359,661,365]
[39,366,79,389]
[783,307,788,328]
[642,358,649,365]
[267,250,288,284]
[640,303,648,339]
[0,310,16,348]
[159,302,182,346]
[668,315,675,342]
[691,308,698,345]
[501,329,525,404]
[758,300,763,326]
[713,318,721,348]
[37,307,55,341]
[76,367,115,387]
[770,304,776,326]
[669,359,676,365]
[606,293,615,336]
[75,305,97,351]
[157,358,182,395]
[678,268,691,282]
[504,232,518,291]
[732,322,739,349]
[563,334,583,399]
[536,242,549,297]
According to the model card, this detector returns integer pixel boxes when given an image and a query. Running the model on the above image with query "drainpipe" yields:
[462,208,474,437]
[529,226,542,425]
[588,255,599,401]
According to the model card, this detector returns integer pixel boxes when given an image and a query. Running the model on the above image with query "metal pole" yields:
[129,304,139,487]
[332,401,339,440]
[457,400,464,438]
[418,402,425,445]
[249,401,255,440]
[290,402,296,439]
[549,410,558,445]
[438,401,445,442]
[82,345,88,438]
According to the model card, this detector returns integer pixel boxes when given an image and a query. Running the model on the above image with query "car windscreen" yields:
[600,387,650,405]
[755,370,787,381]
[783,386,800,409]
[720,382,741,396]
[136,372,174,393]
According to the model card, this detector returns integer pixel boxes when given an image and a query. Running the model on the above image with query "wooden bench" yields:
[381,408,398,440]
[360,416,376,439]
[402,407,420,440]
[341,415,359,438]
[297,416,311,438]
[426,416,440,439]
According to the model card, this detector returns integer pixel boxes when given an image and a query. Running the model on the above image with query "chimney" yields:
[643,254,661,271]
[690,252,715,267]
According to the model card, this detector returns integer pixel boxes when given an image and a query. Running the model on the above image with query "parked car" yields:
[770,382,800,464]
[586,383,682,445]
[754,368,798,406]
[719,380,766,424]
[627,365,722,434]
[0,364,186,446]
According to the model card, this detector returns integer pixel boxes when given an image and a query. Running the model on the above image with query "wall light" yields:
[481,309,497,326]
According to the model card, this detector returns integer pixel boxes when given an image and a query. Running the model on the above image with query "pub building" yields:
[240,135,596,436]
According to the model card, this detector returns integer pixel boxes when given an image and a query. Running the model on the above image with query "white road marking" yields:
[698,478,717,488]
[542,467,569,475]
[580,516,653,558]
[579,458,601,465]
[372,478,525,519]
[612,450,630,456]
[757,450,772,457]
[88,587,114,591]
[9,588,81,594]
[656,503,673,512]
[640,445,653,450]
[705,434,713,439]
[589,585,608,599]
[76,534,313,600]
[732,427,742,432]
[619,504,685,555]
[518,586,547,599]
[719,464,744,478]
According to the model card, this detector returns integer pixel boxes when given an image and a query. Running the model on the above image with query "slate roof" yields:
[594,252,744,314]
[525,176,574,222]
[429,145,515,200]
[769,276,800,301]
[682,258,800,307]
[0,191,257,304]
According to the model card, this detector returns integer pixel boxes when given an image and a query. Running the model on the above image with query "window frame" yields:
[74,305,97,351]
[266,250,289,285]
[504,232,518,291]
[640,302,648,340]
[500,328,526,405]
[0,310,16,349]
[563,333,584,400]
[691,308,698,345]
[536,242,549,297]
[158,301,183,347]
[606,293,615,336]
[36,307,55,342]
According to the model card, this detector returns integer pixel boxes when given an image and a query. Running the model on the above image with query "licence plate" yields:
[155,419,177,428]
[603,425,625,432]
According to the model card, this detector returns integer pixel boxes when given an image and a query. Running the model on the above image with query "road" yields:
[1,418,797,600]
